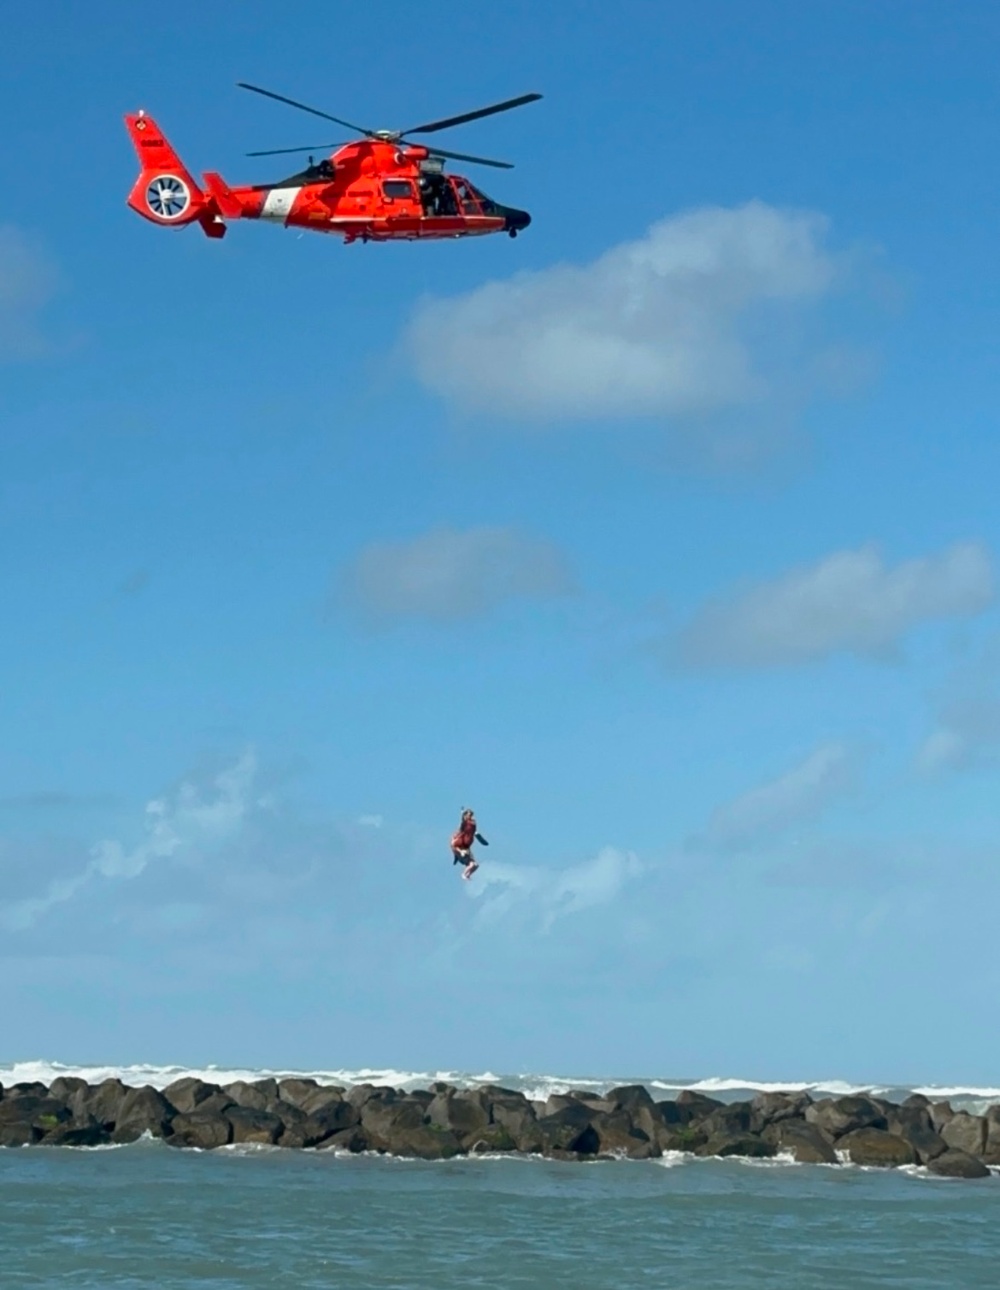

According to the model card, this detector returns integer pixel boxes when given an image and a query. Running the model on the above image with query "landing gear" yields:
[508,228,518,238]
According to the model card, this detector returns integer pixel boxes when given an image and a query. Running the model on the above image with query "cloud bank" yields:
[472,846,642,931]
[341,525,573,623]
[407,201,860,440]
[1,752,259,931]
[674,541,993,668]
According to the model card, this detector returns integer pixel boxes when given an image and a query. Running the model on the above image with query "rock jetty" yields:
[0,1078,996,1177]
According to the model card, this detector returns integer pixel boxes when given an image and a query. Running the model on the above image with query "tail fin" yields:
[124,112,226,238]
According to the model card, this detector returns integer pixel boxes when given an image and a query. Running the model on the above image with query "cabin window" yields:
[383,179,414,200]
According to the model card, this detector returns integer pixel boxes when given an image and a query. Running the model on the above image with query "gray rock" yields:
[536,1104,600,1156]
[658,1126,708,1154]
[981,1107,1000,1165]
[941,1112,986,1158]
[805,1097,886,1139]
[675,1091,723,1120]
[591,1110,658,1159]
[276,1078,320,1110]
[750,1091,813,1132]
[41,1118,110,1147]
[226,1107,284,1145]
[112,1086,175,1143]
[162,1078,221,1115]
[426,1091,490,1143]
[316,1126,369,1153]
[884,1105,947,1164]
[0,1123,40,1146]
[49,1077,89,1103]
[72,1078,129,1128]
[167,1111,232,1149]
[702,1103,752,1138]
[927,1149,991,1179]
[223,1080,273,1112]
[299,1099,361,1147]
[699,1132,776,1160]
[928,1101,955,1134]
[838,1128,916,1167]
[765,1119,838,1165]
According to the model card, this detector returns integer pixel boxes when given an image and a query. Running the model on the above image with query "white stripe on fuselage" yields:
[260,187,302,223]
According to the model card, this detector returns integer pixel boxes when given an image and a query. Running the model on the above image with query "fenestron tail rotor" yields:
[237,82,541,167]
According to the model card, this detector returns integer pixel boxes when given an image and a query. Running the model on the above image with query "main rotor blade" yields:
[427,146,514,170]
[402,92,542,137]
[237,82,372,136]
[245,143,340,157]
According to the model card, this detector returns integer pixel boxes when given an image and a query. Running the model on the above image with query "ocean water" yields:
[3,1062,999,1288]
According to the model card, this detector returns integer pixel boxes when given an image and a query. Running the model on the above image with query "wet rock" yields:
[699,1132,776,1159]
[901,1093,930,1110]
[604,1086,663,1141]
[426,1090,491,1144]
[702,1103,752,1138]
[345,1083,388,1110]
[928,1101,955,1134]
[223,1080,278,1112]
[385,1124,462,1160]
[276,1078,320,1109]
[226,1107,284,1145]
[42,1118,110,1147]
[927,1149,990,1179]
[72,1079,129,1129]
[837,1128,917,1167]
[162,1078,222,1115]
[750,1091,813,1132]
[299,1099,361,1148]
[805,1097,886,1139]
[467,1126,518,1153]
[884,1105,947,1164]
[7,1082,49,1099]
[0,1123,41,1146]
[112,1086,175,1143]
[0,1096,71,1127]
[764,1119,837,1164]
[49,1077,90,1103]
[536,1104,600,1155]
[659,1125,708,1154]
[360,1093,427,1147]
[591,1111,658,1160]
[316,1126,369,1153]
[167,1111,232,1149]
[981,1107,1000,1165]
[941,1112,986,1158]
[655,1100,691,1127]
[675,1091,723,1120]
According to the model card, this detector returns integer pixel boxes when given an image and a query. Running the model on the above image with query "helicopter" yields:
[124,83,540,244]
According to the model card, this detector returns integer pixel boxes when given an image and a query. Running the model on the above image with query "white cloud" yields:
[406,201,859,437]
[707,743,859,847]
[1,752,259,930]
[472,846,642,931]
[341,525,573,623]
[674,541,994,668]
[0,225,59,360]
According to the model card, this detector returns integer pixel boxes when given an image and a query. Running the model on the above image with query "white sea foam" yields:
[1,1059,998,1112]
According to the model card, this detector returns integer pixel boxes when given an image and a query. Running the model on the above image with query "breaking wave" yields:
[2,1060,998,1113]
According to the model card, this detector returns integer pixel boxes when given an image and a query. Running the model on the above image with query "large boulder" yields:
[226,1107,284,1145]
[426,1090,490,1144]
[386,1124,462,1160]
[316,1126,370,1153]
[927,1149,990,1179]
[49,1076,90,1103]
[112,1086,175,1143]
[299,1099,361,1148]
[928,1102,955,1134]
[699,1132,776,1160]
[805,1097,886,1139]
[41,1118,110,1147]
[167,1111,232,1149]
[838,1128,916,1168]
[604,1086,664,1142]
[489,1095,542,1153]
[591,1110,658,1159]
[764,1119,837,1164]
[536,1103,600,1156]
[675,1091,723,1121]
[750,1091,813,1132]
[982,1106,1000,1165]
[276,1078,320,1110]
[0,1123,41,1146]
[162,1078,222,1115]
[941,1112,986,1158]
[655,1100,691,1127]
[224,1080,279,1112]
[0,1096,71,1136]
[884,1105,947,1164]
[71,1079,129,1129]
[658,1126,709,1154]
[701,1103,752,1138]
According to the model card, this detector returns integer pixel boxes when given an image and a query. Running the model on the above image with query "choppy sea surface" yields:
[3,1061,999,1289]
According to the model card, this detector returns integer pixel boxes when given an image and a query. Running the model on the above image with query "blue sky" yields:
[2,0,1000,1083]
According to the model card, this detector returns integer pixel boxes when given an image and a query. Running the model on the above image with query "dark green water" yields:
[1,1143,997,1288]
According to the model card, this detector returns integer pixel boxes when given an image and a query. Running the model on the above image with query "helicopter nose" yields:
[503,206,531,237]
